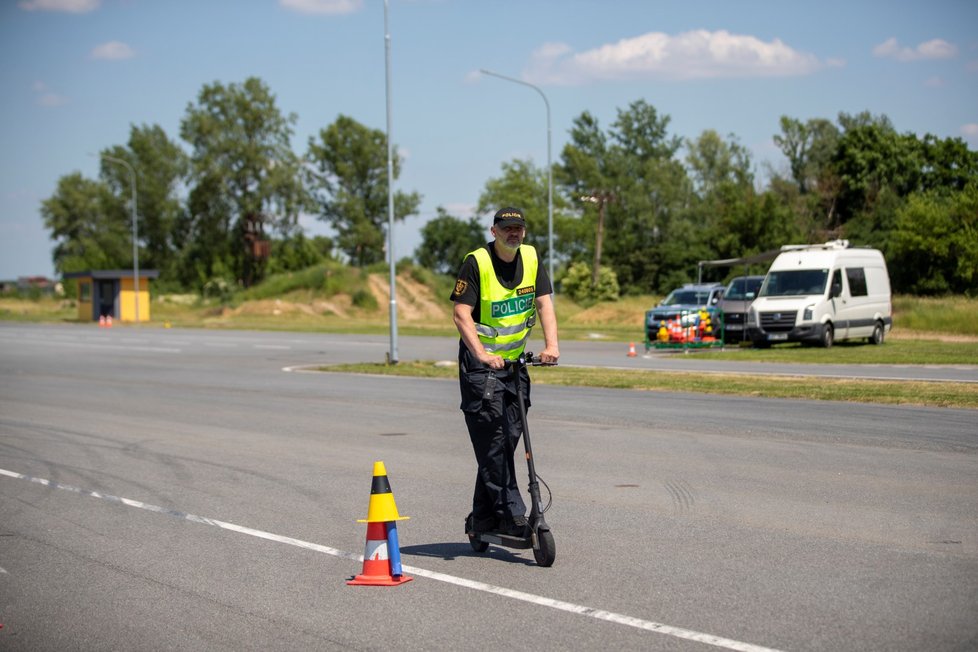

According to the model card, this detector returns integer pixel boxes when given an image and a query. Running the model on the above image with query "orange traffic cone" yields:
[106,315,113,328]
[348,461,412,586]
[98,315,105,328]
[627,342,637,357]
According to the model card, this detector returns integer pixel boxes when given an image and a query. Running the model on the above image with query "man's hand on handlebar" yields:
[520,350,558,367]
[478,351,505,369]
[537,346,559,365]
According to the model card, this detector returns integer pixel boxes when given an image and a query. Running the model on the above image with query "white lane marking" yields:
[253,345,291,350]
[0,467,781,652]
[0,338,180,353]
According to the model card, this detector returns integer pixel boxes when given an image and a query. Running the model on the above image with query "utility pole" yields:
[479,69,553,289]
[580,191,615,287]
[101,154,140,323]
[383,0,398,364]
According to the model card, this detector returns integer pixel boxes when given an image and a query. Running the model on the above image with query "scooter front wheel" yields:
[533,529,556,567]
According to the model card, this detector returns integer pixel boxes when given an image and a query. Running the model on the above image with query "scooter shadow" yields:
[400,542,536,566]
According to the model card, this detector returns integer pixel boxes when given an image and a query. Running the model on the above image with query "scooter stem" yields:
[513,353,549,531]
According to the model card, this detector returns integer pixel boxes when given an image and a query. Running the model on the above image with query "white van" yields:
[746,240,892,348]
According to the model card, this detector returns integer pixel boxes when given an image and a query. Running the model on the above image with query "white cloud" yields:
[91,41,136,60]
[18,0,99,12]
[279,0,363,15]
[924,76,946,88]
[524,30,826,85]
[962,124,978,137]
[872,37,957,62]
[32,81,68,107]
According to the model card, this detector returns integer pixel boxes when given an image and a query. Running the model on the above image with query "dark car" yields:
[718,275,765,343]
[645,283,725,345]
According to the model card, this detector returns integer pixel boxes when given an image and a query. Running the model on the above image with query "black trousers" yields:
[458,348,530,522]
[464,396,527,522]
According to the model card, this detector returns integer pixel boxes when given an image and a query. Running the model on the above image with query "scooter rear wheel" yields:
[533,529,556,567]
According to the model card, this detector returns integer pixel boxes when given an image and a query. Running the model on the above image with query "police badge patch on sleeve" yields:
[454,279,468,296]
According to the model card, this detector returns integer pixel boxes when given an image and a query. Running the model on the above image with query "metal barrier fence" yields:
[645,308,725,352]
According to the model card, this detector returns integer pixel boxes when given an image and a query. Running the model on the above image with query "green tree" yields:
[773,116,839,195]
[41,173,130,273]
[918,134,978,193]
[559,100,692,294]
[888,183,978,295]
[180,77,308,286]
[266,233,332,275]
[685,130,758,268]
[175,174,236,289]
[415,207,485,275]
[685,130,753,197]
[100,124,188,278]
[305,114,420,267]
[477,158,575,268]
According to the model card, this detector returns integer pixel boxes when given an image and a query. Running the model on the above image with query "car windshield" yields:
[661,290,711,306]
[724,278,762,301]
[760,269,829,297]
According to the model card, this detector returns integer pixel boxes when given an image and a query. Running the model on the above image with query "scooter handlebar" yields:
[506,351,558,368]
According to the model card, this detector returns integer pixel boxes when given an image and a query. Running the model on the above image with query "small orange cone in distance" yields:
[99,315,105,327]
[627,342,637,357]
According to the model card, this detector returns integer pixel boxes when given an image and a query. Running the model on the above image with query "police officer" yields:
[450,207,559,537]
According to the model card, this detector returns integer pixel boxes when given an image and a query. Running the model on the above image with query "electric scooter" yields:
[465,351,557,567]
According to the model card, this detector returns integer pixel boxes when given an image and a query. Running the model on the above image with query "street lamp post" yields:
[581,191,615,287]
[479,69,553,289]
[384,0,398,364]
[101,154,140,323]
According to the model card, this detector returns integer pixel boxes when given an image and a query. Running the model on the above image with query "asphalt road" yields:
[1,323,976,651]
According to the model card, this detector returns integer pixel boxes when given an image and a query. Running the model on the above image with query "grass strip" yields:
[317,361,978,410]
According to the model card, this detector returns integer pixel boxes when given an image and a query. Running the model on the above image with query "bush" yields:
[202,278,234,304]
[352,288,378,310]
[560,261,620,305]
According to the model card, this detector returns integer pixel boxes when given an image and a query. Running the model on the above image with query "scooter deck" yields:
[467,530,534,549]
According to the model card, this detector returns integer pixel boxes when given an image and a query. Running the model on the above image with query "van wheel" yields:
[868,321,885,345]
[821,324,834,349]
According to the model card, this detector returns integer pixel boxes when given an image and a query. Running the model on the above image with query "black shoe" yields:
[501,514,530,537]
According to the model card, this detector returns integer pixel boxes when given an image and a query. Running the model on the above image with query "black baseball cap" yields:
[493,207,526,229]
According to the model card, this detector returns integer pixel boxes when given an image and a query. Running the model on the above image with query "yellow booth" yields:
[65,269,159,323]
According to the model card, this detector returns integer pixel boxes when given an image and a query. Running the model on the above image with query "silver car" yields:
[719,276,764,343]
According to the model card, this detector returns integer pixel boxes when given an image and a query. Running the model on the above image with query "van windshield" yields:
[725,278,763,301]
[760,269,828,297]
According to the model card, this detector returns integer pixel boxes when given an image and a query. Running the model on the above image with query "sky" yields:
[1,0,976,280]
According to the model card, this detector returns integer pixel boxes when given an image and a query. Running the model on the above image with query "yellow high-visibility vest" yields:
[466,245,538,360]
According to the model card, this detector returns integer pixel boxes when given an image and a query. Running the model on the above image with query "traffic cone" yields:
[348,461,412,586]
[98,315,105,328]
[627,342,637,357]
[106,315,113,328]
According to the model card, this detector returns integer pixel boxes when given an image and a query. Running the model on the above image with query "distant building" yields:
[63,270,160,322]
[0,276,59,295]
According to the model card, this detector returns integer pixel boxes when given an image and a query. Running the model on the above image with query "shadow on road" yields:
[401,542,536,566]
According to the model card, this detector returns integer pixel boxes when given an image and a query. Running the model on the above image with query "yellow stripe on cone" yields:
[357,461,409,523]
